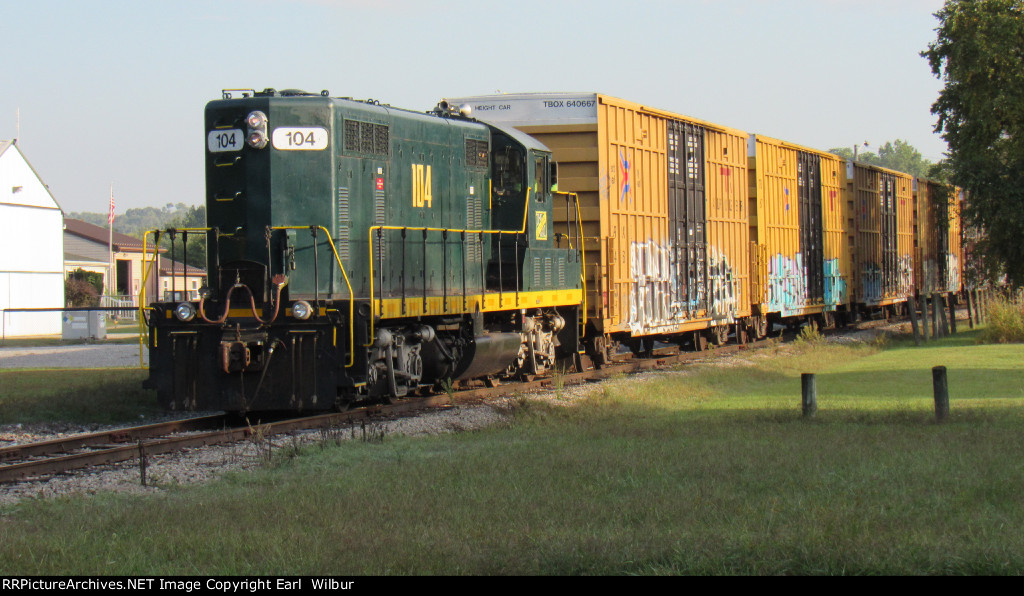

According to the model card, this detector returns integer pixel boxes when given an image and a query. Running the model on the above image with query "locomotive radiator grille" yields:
[465,139,489,168]
[374,188,387,265]
[337,187,351,261]
[467,197,483,263]
[344,120,389,156]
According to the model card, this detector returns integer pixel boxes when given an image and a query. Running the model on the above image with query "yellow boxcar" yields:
[913,178,963,295]
[446,93,751,352]
[843,161,915,308]
[748,135,848,323]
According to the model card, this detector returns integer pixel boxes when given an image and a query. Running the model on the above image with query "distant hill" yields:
[69,203,207,270]
[68,203,200,238]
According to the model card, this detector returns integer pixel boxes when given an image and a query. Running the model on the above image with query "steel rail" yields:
[0,398,452,485]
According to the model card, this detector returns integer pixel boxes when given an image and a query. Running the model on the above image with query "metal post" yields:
[138,439,148,487]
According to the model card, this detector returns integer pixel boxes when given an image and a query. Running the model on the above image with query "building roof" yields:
[159,258,206,277]
[64,251,110,265]
[1,139,62,212]
[63,217,162,253]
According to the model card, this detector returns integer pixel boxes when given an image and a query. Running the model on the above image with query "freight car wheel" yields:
[587,336,615,366]
[692,331,709,352]
[753,316,768,339]
[710,325,728,347]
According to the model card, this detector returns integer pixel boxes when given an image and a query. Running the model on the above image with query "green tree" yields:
[923,0,1024,287]
[828,140,933,177]
[157,205,207,271]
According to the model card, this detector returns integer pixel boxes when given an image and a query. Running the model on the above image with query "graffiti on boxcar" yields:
[823,258,847,306]
[628,239,675,334]
[767,253,807,316]
[921,259,938,294]
[860,263,883,303]
[898,255,914,297]
[860,256,913,303]
[946,254,960,291]
[707,246,738,322]
[619,150,631,204]
[628,241,737,333]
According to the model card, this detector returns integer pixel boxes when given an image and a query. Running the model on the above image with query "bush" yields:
[794,321,824,346]
[67,268,104,295]
[977,291,1024,343]
[65,278,99,307]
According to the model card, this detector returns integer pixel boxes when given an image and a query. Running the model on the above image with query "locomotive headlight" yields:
[292,300,312,321]
[247,131,268,149]
[246,110,267,129]
[174,302,197,322]
[246,110,269,148]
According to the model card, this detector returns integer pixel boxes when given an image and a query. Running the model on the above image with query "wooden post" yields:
[966,290,975,329]
[919,294,929,341]
[907,297,921,345]
[947,293,958,334]
[932,366,949,422]
[936,292,950,337]
[801,373,817,418]
[931,293,941,338]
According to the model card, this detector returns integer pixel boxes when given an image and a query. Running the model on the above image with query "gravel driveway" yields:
[0,343,149,369]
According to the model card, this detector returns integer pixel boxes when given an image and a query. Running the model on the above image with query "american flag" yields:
[108,187,115,225]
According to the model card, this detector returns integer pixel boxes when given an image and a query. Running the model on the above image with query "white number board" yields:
[272,127,329,151]
[208,129,243,152]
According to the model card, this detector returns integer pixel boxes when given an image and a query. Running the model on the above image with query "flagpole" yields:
[108,184,114,301]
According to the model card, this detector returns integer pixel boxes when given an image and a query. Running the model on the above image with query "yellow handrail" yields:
[367,189,533,341]
[555,191,588,329]
[271,226,356,368]
[141,227,214,368]
[141,226,356,369]
[366,187,589,337]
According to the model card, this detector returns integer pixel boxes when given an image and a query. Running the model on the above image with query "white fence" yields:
[101,295,137,322]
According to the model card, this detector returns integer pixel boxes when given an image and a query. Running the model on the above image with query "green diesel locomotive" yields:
[145,89,584,412]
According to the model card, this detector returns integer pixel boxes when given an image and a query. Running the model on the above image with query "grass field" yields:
[0,369,160,425]
[1,328,1022,575]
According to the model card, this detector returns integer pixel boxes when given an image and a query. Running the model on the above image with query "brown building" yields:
[63,218,206,306]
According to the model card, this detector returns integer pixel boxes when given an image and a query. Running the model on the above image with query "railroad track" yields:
[0,320,900,486]
[0,397,456,485]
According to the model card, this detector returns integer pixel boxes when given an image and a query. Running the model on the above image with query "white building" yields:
[0,141,64,337]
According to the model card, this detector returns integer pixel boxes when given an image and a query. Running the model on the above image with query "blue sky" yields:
[1,0,948,213]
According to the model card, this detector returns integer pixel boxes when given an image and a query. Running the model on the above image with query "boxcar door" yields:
[933,184,950,291]
[797,151,824,304]
[667,120,708,317]
[879,172,898,297]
